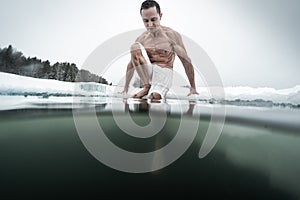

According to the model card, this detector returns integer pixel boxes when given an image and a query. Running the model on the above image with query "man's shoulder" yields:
[162,26,177,34]
[135,31,149,43]
[162,26,181,42]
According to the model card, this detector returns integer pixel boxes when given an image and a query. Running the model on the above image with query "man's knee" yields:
[130,43,143,57]
[131,42,141,51]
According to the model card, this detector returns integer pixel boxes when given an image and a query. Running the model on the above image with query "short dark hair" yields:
[140,0,161,15]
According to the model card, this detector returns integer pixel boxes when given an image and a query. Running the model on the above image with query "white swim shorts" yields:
[147,64,173,99]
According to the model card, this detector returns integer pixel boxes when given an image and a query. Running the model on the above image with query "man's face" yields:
[141,6,162,32]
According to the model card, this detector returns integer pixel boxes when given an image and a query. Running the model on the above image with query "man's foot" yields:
[133,84,151,98]
[151,92,161,100]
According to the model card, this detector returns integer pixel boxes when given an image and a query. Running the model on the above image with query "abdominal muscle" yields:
[146,48,175,69]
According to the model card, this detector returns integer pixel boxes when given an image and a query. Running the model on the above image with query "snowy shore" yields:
[0,72,299,107]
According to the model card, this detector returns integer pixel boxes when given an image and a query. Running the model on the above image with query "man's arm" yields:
[172,31,198,95]
[120,61,135,94]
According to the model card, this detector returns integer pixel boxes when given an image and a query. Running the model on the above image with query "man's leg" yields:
[130,43,151,98]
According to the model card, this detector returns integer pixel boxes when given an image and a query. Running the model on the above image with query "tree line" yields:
[0,45,109,84]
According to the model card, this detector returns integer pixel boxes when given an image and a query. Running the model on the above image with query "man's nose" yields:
[147,21,153,27]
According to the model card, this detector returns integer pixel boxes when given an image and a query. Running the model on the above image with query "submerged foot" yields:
[133,84,151,98]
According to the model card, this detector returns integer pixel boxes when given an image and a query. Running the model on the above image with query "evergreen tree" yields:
[0,45,109,84]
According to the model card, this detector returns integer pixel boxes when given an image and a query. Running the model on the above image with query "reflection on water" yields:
[121,98,200,118]
[0,95,299,131]
[122,98,189,115]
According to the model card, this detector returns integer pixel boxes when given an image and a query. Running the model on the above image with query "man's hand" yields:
[119,87,129,94]
[187,87,199,96]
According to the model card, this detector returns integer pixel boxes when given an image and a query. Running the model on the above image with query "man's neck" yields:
[149,27,162,37]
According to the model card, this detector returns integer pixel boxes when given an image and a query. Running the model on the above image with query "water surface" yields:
[0,95,299,199]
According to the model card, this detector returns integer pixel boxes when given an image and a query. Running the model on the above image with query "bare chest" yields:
[142,35,174,54]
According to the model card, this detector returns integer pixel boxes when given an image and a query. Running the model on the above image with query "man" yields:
[121,0,198,100]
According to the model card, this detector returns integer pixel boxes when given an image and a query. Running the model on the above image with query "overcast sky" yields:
[0,0,299,89]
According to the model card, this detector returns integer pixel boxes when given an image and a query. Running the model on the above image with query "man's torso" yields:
[137,26,177,69]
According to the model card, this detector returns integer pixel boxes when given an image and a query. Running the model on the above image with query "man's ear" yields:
[159,13,163,20]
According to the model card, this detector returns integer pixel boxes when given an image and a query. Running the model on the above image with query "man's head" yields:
[140,0,162,33]
[140,0,161,15]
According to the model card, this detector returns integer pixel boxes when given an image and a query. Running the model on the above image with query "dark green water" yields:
[0,108,299,199]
